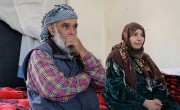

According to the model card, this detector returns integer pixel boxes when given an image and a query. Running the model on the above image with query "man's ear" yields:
[47,24,55,36]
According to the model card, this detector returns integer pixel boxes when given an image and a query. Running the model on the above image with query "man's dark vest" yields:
[23,42,100,110]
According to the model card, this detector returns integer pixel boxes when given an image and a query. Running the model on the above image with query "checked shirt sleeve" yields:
[27,50,91,102]
[81,52,106,87]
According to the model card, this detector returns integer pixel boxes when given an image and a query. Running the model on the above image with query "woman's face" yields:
[129,29,145,50]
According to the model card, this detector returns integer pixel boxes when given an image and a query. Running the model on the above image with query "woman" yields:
[104,22,180,110]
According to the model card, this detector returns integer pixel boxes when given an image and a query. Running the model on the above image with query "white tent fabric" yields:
[0,0,66,39]
[0,0,66,78]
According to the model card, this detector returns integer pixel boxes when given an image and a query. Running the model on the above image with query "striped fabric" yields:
[40,4,78,41]
[27,50,106,102]
[82,53,106,86]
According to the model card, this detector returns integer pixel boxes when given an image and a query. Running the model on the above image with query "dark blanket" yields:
[163,74,180,104]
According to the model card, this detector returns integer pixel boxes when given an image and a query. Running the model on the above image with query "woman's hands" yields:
[143,99,163,110]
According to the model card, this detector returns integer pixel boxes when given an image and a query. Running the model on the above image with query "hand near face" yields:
[65,35,88,58]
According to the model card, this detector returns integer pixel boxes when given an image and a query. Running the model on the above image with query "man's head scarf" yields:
[40,4,78,41]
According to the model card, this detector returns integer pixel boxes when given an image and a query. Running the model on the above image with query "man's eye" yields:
[73,24,78,29]
[73,25,77,29]
[64,25,69,28]
[62,24,70,28]
[74,25,77,28]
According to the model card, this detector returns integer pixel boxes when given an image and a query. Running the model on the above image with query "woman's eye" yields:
[141,34,145,37]
[134,33,138,36]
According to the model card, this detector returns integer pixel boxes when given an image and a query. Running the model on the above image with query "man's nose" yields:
[68,27,76,35]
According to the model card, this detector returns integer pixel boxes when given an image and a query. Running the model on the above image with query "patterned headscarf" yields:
[40,4,78,41]
[122,22,145,58]
[107,22,166,91]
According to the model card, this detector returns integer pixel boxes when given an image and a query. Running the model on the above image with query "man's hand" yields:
[143,99,162,110]
[65,35,88,57]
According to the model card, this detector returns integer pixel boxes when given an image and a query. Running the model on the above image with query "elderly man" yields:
[23,4,106,110]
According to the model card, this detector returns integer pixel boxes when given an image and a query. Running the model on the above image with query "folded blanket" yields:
[0,87,29,110]
[0,87,27,99]
[95,87,108,110]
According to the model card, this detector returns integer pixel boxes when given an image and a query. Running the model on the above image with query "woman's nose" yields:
[137,35,143,40]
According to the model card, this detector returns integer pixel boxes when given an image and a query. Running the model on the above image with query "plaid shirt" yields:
[27,50,106,102]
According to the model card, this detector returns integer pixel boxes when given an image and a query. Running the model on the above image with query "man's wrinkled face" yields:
[55,19,78,40]
[49,19,78,53]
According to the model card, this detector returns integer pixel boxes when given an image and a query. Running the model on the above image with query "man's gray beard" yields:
[52,26,75,54]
